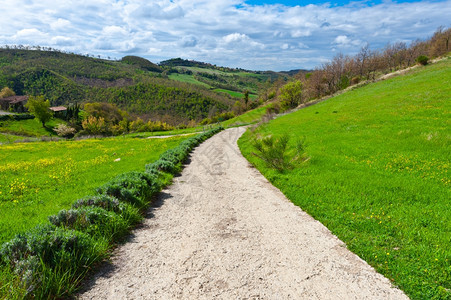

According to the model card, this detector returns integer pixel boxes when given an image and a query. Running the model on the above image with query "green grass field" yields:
[168,73,211,88]
[238,59,451,299]
[0,135,190,245]
[213,88,258,100]
[0,118,63,137]
[0,132,28,143]
[222,105,268,127]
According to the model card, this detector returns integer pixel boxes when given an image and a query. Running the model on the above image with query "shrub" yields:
[0,87,15,99]
[279,80,303,111]
[266,102,280,114]
[81,116,108,135]
[73,194,142,226]
[416,55,429,65]
[54,124,77,138]
[351,76,361,85]
[147,160,177,173]
[0,225,100,297]
[72,194,121,211]
[96,171,160,208]
[252,133,307,171]
[0,114,36,121]
[48,207,129,239]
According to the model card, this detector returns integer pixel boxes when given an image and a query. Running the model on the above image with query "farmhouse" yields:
[49,106,67,118]
[0,95,28,113]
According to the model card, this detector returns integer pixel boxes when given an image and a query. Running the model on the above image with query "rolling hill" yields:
[0,49,287,124]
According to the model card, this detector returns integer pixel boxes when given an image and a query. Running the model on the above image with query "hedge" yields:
[0,126,223,299]
[0,114,35,121]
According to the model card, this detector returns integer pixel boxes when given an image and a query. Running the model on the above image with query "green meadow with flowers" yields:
[238,59,450,299]
[0,135,190,245]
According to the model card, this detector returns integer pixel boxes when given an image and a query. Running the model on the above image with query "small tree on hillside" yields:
[0,87,15,99]
[279,80,302,111]
[416,55,429,66]
[244,90,249,110]
[25,96,53,127]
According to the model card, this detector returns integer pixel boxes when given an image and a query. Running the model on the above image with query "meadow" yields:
[238,59,450,299]
[213,88,258,100]
[0,135,190,245]
[0,133,27,143]
[221,105,268,127]
[0,118,63,138]
[168,73,211,88]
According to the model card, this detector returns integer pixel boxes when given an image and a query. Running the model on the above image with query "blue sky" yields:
[1,0,450,71]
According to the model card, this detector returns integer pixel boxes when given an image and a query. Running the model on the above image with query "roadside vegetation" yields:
[221,105,269,127]
[238,59,450,299]
[0,127,223,299]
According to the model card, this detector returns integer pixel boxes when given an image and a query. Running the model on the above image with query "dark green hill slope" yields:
[0,49,234,124]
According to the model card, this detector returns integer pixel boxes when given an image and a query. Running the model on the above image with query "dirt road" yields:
[79,127,407,299]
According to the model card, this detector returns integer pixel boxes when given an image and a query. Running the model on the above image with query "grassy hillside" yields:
[0,135,190,245]
[0,49,236,124]
[162,58,287,102]
[0,117,63,138]
[238,59,450,299]
[221,105,269,127]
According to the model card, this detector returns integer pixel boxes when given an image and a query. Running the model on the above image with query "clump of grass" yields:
[251,133,307,171]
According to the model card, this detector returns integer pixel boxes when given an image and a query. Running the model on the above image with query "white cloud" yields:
[334,35,350,45]
[102,25,129,37]
[291,30,312,38]
[50,18,71,31]
[223,33,247,44]
[51,36,74,46]
[222,33,264,49]
[0,0,450,70]
[14,28,47,39]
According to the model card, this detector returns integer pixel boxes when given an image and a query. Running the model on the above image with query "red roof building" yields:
[0,95,28,112]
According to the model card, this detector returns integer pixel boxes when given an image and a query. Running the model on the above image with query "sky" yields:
[1,0,450,71]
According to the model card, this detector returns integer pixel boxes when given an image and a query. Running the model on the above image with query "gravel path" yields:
[79,127,407,299]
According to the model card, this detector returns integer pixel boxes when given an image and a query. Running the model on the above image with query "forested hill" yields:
[0,48,281,124]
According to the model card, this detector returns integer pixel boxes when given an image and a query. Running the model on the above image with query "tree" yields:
[81,116,107,135]
[0,87,15,98]
[279,80,302,111]
[83,102,128,124]
[244,90,249,110]
[25,96,53,127]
